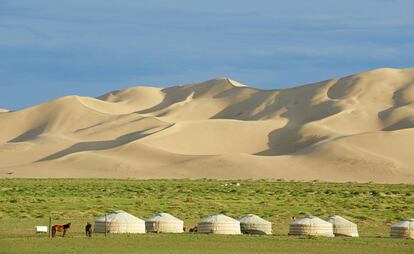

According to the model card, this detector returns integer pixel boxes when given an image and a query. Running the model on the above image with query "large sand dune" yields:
[1,68,414,183]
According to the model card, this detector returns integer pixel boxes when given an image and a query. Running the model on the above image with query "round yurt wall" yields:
[289,216,334,237]
[145,213,184,233]
[197,214,241,235]
[390,219,414,239]
[94,210,145,234]
[326,215,359,237]
[239,214,272,235]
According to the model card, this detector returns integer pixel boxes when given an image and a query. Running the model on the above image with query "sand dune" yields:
[1,68,414,183]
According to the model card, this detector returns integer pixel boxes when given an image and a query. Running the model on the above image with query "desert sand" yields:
[0,68,414,183]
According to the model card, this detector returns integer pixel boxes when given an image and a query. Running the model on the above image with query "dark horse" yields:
[85,223,92,237]
[51,222,71,237]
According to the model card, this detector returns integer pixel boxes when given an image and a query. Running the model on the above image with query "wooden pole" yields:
[48,216,52,238]
[105,214,107,237]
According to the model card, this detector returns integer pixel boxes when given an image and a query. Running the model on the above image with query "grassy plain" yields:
[0,179,413,253]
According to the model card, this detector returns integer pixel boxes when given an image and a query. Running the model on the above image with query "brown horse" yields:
[51,222,71,237]
[85,223,92,238]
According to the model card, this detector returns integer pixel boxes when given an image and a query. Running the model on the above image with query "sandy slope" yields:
[1,69,414,183]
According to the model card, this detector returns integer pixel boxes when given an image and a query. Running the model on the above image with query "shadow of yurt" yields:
[94,210,145,234]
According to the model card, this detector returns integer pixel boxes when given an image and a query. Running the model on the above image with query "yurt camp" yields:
[239,214,272,235]
[325,215,359,237]
[390,219,414,239]
[197,214,241,235]
[94,210,145,233]
[145,213,184,233]
[289,216,334,237]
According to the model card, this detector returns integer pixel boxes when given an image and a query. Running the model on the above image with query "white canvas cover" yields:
[390,219,414,239]
[94,210,145,233]
[289,216,334,237]
[145,213,184,233]
[197,214,241,235]
[35,226,48,233]
[326,215,359,237]
[239,214,272,235]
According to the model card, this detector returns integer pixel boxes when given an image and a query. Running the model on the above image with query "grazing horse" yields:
[85,223,92,238]
[51,223,71,237]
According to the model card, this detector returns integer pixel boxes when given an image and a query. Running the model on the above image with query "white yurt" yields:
[325,215,359,237]
[239,214,272,235]
[94,210,145,233]
[197,214,241,235]
[289,215,334,237]
[390,219,414,239]
[145,213,184,233]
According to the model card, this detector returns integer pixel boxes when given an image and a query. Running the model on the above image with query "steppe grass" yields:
[0,179,413,253]
[1,234,413,254]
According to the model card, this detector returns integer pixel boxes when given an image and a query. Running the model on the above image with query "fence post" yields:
[105,214,107,237]
[48,216,52,238]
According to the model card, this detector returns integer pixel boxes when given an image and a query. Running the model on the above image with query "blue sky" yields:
[1,0,413,110]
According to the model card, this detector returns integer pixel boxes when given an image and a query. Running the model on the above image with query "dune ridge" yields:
[1,68,414,183]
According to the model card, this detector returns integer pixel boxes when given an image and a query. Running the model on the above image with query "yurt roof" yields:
[326,215,357,226]
[291,216,332,226]
[95,210,144,222]
[146,212,183,222]
[199,214,239,223]
[391,219,414,228]
[239,214,271,225]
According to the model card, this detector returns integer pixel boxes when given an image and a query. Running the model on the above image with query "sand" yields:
[0,70,414,183]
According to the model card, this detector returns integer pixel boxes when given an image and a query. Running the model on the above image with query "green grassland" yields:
[0,179,413,253]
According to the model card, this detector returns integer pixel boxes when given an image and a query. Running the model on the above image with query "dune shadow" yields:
[382,118,414,131]
[137,84,216,115]
[212,91,277,120]
[252,87,342,156]
[379,83,414,131]
[38,126,172,161]
[137,79,242,116]
[9,124,48,142]
[255,127,328,156]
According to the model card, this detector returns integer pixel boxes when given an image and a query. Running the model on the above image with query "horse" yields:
[189,226,198,233]
[51,222,71,237]
[85,223,92,238]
